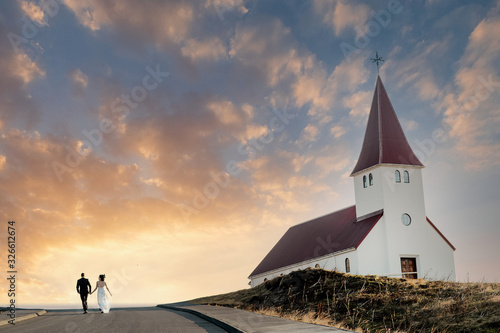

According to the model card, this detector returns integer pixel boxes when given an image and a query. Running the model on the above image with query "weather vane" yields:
[371,52,384,73]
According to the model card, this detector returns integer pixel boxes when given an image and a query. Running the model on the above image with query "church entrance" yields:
[401,258,418,279]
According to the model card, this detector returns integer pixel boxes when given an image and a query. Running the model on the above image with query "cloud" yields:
[20,0,48,26]
[239,155,313,213]
[10,51,46,85]
[401,119,419,132]
[237,142,348,219]
[63,0,194,46]
[228,14,370,137]
[292,64,330,111]
[387,40,449,101]
[303,57,370,124]
[0,32,44,129]
[230,18,304,87]
[68,68,89,97]
[345,90,371,119]
[70,68,88,88]
[300,124,319,142]
[204,0,248,20]
[330,125,346,138]
[91,87,270,226]
[440,13,500,169]
[181,37,227,62]
[314,145,351,178]
[313,0,370,36]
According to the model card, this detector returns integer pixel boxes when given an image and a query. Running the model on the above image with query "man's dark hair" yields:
[81,273,85,277]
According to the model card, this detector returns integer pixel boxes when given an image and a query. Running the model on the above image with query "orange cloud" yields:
[20,1,48,26]
[63,0,194,46]
[181,37,227,62]
[313,0,371,36]
[10,51,45,85]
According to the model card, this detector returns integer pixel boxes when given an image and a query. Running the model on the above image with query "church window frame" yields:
[363,175,367,188]
[404,171,410,183]
[395,170,401,183]
[345,258,350,273]
[369,173,373,186]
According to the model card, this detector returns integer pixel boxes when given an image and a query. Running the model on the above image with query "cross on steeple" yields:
[371,52,384,73]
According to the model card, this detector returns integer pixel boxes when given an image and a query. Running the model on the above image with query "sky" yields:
[0,0,499,308]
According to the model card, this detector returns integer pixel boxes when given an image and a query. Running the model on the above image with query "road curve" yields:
[0,307,228,333]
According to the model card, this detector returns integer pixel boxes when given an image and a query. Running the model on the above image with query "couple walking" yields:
[76,273,112,314]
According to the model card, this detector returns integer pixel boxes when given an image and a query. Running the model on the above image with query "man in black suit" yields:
[76,273,92,314]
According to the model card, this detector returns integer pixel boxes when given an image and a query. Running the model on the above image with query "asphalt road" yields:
[0,307,228,333]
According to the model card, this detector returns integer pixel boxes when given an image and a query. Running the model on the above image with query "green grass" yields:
[190,268,500,332]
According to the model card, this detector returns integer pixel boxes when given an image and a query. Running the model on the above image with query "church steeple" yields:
[350,76,423,176]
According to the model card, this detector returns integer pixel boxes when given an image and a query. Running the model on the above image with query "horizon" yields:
[1,0,500,307]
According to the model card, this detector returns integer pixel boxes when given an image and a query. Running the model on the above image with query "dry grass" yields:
[191,268,500,333]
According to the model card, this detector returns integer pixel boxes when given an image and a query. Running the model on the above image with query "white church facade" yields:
[249,76,456,287]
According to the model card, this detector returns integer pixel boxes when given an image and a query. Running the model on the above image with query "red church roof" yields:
[350,76,424,176]
[249,206,383,277]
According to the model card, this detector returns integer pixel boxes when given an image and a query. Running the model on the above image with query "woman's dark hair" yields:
[99,274,105,281]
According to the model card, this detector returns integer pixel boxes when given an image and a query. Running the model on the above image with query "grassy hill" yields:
[191,268,500,333]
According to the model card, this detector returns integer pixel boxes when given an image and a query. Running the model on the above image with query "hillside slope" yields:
[192,269,500,332]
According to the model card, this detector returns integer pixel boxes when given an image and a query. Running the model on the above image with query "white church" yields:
[249,75,456,287]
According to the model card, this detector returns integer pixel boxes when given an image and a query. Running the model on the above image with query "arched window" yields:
[315,264,320,269]
[369,173,373,186]
[395,170,401,183]
[363,175,367,188]
[345,258,350,273]
[404,171,410,183]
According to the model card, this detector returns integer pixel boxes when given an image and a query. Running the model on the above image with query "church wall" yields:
[356,216,390,276]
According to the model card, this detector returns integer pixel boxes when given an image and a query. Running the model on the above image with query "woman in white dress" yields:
[90,274,112,313]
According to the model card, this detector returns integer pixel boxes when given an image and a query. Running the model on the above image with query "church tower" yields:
[350,75,424,219]
[350,75,455,280]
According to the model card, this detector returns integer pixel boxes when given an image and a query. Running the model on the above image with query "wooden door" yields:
[401,258,417,279]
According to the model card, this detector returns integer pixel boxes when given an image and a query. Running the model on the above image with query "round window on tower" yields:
[401,213,411,226]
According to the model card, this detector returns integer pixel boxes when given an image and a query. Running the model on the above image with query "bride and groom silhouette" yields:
[76,273,112,314]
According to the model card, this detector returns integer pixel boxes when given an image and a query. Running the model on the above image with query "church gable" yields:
[249,206,383,277]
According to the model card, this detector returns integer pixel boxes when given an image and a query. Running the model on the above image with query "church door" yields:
[401,258,417,279]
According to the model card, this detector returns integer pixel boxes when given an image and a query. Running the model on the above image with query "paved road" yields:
[0,307,228,333]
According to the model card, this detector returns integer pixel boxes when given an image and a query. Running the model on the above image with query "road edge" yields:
[157,304,244,333]
[0,310,47,327]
